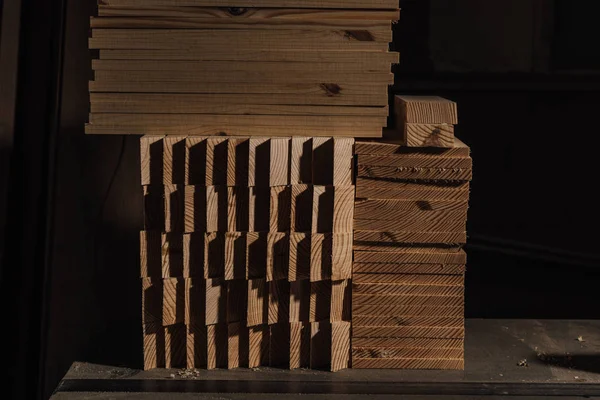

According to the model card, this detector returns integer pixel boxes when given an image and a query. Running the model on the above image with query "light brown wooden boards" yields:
[352,304,464,318]
[395,96,458,125]
[355,138,469,156]
[331,321,351,371]
[401,123,455,148]
[352,358,464,369]
[98,1,401,11]
[354,231,467,245]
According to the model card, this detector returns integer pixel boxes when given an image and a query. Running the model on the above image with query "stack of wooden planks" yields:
[140,135,353,371]
[86,0,400,138]
[352,98,471,369]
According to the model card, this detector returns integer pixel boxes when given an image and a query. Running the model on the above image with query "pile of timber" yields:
[140,135,353,371]
[86,0,400,137]
[352,96,471,370]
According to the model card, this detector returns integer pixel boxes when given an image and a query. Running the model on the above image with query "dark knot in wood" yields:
[320,83,342,97]
[226,7,249,16]
[344,30,375,42]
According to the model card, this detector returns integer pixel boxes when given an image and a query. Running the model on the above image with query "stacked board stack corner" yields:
[86,0,400,137]
[140,135,353,371]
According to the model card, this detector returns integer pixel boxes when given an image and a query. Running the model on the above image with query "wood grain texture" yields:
[205,278,227,326]
[355,138,469,156]
[402,123,455,148]
[353,315,463,328]
[140,230,161,278]
[249,187,270,232]
[267,233,289,282]
[163,136,186,184]
[165,323,186,368]
[353,249,466,265]
[268,279,290,325]
[143,322,165,370]
[185,278,206,326]
[246,232,267,279]
[289,280,310,323]
[98,1,401,11]
[163,277,185,326]
[353,273,464,286]
[352,304,464,318]
[352,337,463,349]
[352,326,465,339]
[228,187,249,232]
[248,325,270,368]
[247,279,268,327]
[183,186,206,233]
[353,283,464,297]
[184,137,206,185]
[352,294,464,307]
[207,323,228,369]
[164,184,184,232]
[269,323,291,368]
[204,232,225,279]
[206,185,228,233]
[248,138,269,187]
[312,186,334,233]
[310,233,332,282]
[353,217,466,233]
[289,322,311,370]
[333,138,354,186]
[206,138,228,186]
[357,154,471,169]
[357,165,472,181]
[161,233,183,278]
[395,96,458,125]
[354,230,467,245]
[310,280,332,322]
[228,322,249,369]
[227,279,248,324]
[331,321,351,372]
[290,138,312,185]
[331,233,352,280]
[186,322,207,369]
[270,138,290,186]
[310,321,332,370]
[289,233,311,282]
[355,199,468,216]
[351,358,464,370]
[355,185,470,201]
[227,138,250,186]
[290,184,312,232]
[330,279,351,322]
[356,178,470,191]
[183,232,204,278]
[332,186,354,233]
[225,233,247,281]
[353,263,466,275]
[142,278,162,325]
[140,135,164,185]
[352,347,463,360]
[269,186,291,232]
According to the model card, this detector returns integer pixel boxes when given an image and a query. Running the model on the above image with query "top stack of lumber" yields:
[86,0,400,137]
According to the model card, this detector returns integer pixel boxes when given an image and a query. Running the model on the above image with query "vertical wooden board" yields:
[312,137,334,186]
[268,279,290,325]
[312,186,334,233]
[270,138,290,186]
[164,184,184,233]
[140,230,161,278]
[333,138,354,186]
[310,280,332,322]
[332,186,355,233]
[310,233,332,282]
[310,321,332,370]
[228,322,249,369]
[184,186,206,233]
[204,233,225,279]
[165,323,186,369]
[140,135,164,185]
[288,232,311,282]
[290,137,312,185]
[248,186,270,232]
[227,138,249,187]
[163,277,185,326]
[248,137,269,187]
[186,322,207,369]
[161,233,183,278]
[143,185,164,231]
[185,277,206,326]
[143,322,165,370]
[224,232,247,281]
[207,323,228,369]
[185,137,207,186]
[205,278,227,326]
[247,278,268,327]
[246,232,267,279]
[269,186,291,232]
[395,95,458,125]
[269,323,290,368]
[290,322,310,370]
[331,233,352,281]
[267,232,289,282]
[183,232,204,278]
[227,279,248,324]
[206,186,227,233]
[163,136,186,185]
[206,137,228,186]
[401,122,455,148]
[331,321,351,372]
[290,184,312,232]
[248,325,269,368]
[330,279,351,322]
[289,279,310,323]
[228,187,249,232]
[142,278,162,325]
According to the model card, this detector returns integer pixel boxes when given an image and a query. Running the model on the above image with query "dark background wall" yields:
[34,0,600,397]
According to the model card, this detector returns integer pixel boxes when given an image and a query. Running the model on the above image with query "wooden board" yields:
[310,321,332,370]
[331,321,351,372]
[227,187,250,232]
[352,304,464,318]
[354,230,467,245]
[353,249,466,265]
[142,278,162,325]
[140,231,161,278]
[248,325,270,368]
[357,154,471,169]
[163,136,186,184]
[228,322,249,369]
[395,96,458,125]
[353,315,463,328]
[205,278,227,325]
[227,279,248,323]
[248,138,270,187]
[352,337,463,349]
[186,323,207,369]
[247,278,268,327]
[205,186,227,232]
[227,138,249,187]
[355,185,470,201]
[224,233,247,281]
[352,294,463,307]
[267,232,289,281]
[143,186,164,231]
[355,138,469,156]
[289,280,310,323]
[165,323,186,368]
[161,233,184,278]
[357,165,472,181]
[289,322,311,370]
[269,186,291,232]
[353,263,466,275]
[351,358,464,370]
[352,326,465,339]
[163,277,184,326]
[353,218,466,233]
[331,233,353,280]
[401,123,455,148]
[290,138,312,185]
[290,185,313,232]
[140,135,164,185]
[98,2,401,11]
[353,273,463,286]
[185,278,205,326]
[204,232,225,278]
[333,138,354,186]
[183,186,206,233]
[310,280,332,322]
[270,138,290,186]
[330,279,351,322]
[355,199,468,216]
[206,323,228,369]
[312,186,334,233]
[246,232,267,279]
[352,347,463,360]
[310,233,332,282]
[183,233,204,278]
[249,187,270,232]
[269,323,291,368]
[289,232,311,282]
[143,322,165,370]
[354,208,468,223]
[268,279,290,325]
[164,184,184,233]
[352,284,464,297]
[332,186,354,233]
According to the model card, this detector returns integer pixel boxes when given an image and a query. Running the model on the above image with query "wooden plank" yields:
[289,322,311,370]
[357,154,471,169]
[290,184,312,232]
[143,185,164,231]
[246,232,267,279]
[269,323,291,368]
[331,233,352,280]
[205,278,227,326]
[204,232,225,278]
[354,230,467,245]
[353,249,466,265]
[206,186,227,233]
[183,232,204,278]
[357,165,472,181]
[207,323,228,369]
[247,278,268,327]
[249,187,270,232]
[140,231,161,278]
[228,187,249,232]
[289,280,310,323]
[270,138,290,186]
[267,233,289,282]
[352,326,465,339]
[355,199,468,216]
[356,178,470,191]
[310,233,332,282]
[353,218,466,233]
[248,138,270,187]
[332,186,354,233]
[310,321,331,370]
[184,186,206,233]
[227,279,248,324]
[353,315,463,328]
[184,137,206,185]
[352,294,463,307]
[268,279,290,325]
[351,358,464,370]
[205,137,228,186]
[143,323,165,370]
[290,138,312,185]
[352,263,466,275]
[310,280,332,322]
[312,186,334,233]
[333,138,354,186]
[269,186,291,232]
[330,279,351,322]
[140,135,164,185]
[352,304,464,318]
[395,96,458,125]
[186,323,207,369]
[164,184,184,233]
[227,138,249,187]
[163,277,185,326]
[225,233,247,281]
[185,278,205,326]
[354,208,467,223]
[353,283,464,297]
[289,232,311,282]
[248,325,270,368]
[402,123,455,148]
[355,186,470,201]
[352,337,463,349]
[355,138,469,156]
[353,273,464,286]
[312,137,333,185]
[352,347,463,360]
[163,136,186,184]
[142,278,162,325]
[228,322,249,369]
[161,233,183,278]
[331,321,351,372]
[165,323,186,368]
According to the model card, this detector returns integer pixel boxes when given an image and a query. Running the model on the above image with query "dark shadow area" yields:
[187,233,204,278]
[171,139,186,184]
[234,187,249,232]
[166,233,184,277]
[293,186,312,232]
[148,139,164,184]
[269,323,290,368]
[247,233,267,279]
[216,186,228,233]
[205,234,225,279]
[316,187,334,233]
[235,139,250,187]
[312,138,334,186]
[212,140,228,186]
[227,280,248,324]
[299,138,313,184]
[272,234,290,281]
[295,235,311,281]
[192,187,207,233]
[254,140,270,187]
[143,186,164,231]
[277,186,291,232]
[251,187,270,232]
[188,140,207,185]
[533,353,600,375]
[232,234,247,280]
[320,234,333,281]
